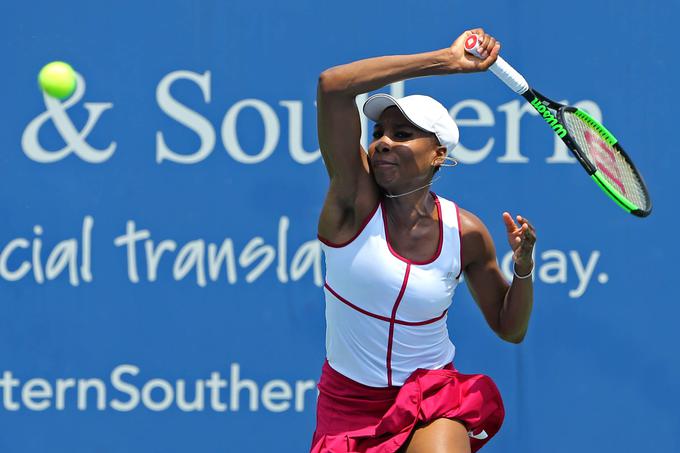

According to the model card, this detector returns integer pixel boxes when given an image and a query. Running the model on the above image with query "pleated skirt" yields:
[310,360,504,453]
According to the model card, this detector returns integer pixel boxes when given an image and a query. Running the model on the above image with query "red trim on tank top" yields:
[381,192,443,265]
[324,283,392,323]
[325,282,448,326]
[454,202,464,279]
[386,263,411,387]
[317,201,381,248]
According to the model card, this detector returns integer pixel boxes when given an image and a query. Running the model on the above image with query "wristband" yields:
[513,261,533,279]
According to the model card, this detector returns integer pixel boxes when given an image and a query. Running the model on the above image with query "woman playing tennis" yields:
[311,29,536,453]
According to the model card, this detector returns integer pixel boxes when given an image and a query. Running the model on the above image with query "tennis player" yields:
[311,29,536,453]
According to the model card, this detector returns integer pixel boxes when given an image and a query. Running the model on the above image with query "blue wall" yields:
[1,1,678,451]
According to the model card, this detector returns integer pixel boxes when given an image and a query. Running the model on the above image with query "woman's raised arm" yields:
[316,29,500,244]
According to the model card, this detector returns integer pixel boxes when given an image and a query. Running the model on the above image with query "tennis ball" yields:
[38,61,77,99]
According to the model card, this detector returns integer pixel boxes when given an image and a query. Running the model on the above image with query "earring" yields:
[438,156,458,167]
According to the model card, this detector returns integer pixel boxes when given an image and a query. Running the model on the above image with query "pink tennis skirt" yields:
[310,360,504,453]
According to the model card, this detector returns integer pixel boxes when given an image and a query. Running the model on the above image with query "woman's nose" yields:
[375,137,393,153]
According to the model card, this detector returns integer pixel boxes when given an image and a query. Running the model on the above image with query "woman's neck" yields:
[382,189,435,228]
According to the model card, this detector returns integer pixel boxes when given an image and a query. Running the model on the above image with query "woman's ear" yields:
[431,146,448,167]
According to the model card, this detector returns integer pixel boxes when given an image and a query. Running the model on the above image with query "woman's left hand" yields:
[502,212,536,274]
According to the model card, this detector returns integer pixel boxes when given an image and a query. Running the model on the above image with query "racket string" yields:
[563,112,647,209]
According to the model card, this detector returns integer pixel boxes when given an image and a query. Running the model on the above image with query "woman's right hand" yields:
[446,28,500,73]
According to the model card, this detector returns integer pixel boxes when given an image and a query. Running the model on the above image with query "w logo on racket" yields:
[584,130,626,195]
[464,34,479,51]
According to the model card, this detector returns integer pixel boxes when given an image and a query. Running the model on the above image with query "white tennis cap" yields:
[363,94,459,153]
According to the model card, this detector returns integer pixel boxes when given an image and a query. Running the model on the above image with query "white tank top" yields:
[318,192,463,387]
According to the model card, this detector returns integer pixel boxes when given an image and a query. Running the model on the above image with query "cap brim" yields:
[362,93,401,122]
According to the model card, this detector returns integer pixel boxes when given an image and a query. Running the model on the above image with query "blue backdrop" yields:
[1,1,678,452]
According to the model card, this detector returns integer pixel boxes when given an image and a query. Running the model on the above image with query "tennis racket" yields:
[464,33,652,217]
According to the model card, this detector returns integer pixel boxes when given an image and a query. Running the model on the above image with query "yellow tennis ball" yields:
[38,61,77,99]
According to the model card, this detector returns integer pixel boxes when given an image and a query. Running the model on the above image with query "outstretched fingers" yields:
[503,212,537,258]
[502,211,518,233]
[516,215,537,244]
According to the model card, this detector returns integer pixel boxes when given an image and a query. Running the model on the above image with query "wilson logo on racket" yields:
[530,97,567,138]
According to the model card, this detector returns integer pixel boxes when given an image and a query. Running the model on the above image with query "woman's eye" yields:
[371,130,410,139]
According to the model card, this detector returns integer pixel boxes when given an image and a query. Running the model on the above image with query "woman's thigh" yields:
[400,418,471,453]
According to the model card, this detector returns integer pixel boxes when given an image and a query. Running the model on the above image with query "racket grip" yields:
[463,33,529,95]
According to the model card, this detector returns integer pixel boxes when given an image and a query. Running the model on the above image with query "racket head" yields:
[556,107,652,217]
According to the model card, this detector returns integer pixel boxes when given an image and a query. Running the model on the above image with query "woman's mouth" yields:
[372,160,397,167]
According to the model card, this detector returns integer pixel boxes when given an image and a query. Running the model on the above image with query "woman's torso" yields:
[319,192,463,387]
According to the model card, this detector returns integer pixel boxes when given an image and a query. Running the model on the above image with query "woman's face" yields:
[368,107,446,193]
